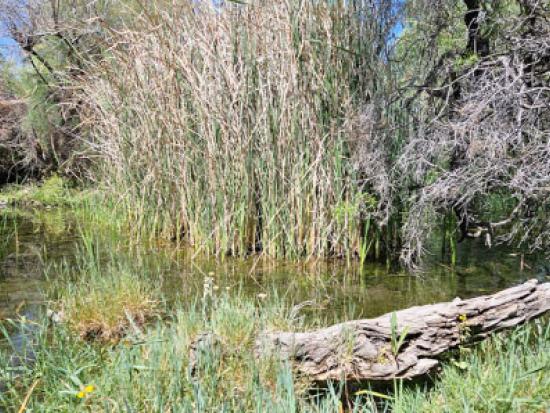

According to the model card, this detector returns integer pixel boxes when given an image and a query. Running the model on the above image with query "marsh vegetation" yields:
[0,0,548,411]
[0,203,548,412]
[0,0,547,266]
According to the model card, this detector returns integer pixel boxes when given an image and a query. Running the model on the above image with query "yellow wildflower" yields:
[76,391,85,399]
[84,385,95,393]
[458,314,467,322]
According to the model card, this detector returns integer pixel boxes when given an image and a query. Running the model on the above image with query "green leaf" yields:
[355,389,393,400]
[452,360,469,370]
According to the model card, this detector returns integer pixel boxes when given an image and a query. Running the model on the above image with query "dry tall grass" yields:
[80,0,383,259]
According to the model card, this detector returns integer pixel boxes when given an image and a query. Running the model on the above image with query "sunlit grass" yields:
[1,294,547,412]
[394,320,550,413]
[0,175,69,206]
[0,174,131,241]
[57,270,160,342]
[0,294,313,411]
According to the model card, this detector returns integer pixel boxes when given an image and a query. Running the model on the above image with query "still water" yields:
[0,207,541,330]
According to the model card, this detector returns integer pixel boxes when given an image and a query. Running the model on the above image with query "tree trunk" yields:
[254,279,550,381]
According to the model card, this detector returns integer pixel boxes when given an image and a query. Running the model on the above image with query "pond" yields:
[1,206,539,334]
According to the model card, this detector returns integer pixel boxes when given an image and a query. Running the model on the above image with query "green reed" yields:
[79,0,392,261]
[1,228,548,412]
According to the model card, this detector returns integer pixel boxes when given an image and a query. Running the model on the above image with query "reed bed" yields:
[1,213,547,412]
[80,0,383,260]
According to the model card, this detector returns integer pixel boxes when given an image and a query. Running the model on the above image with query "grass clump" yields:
[0,174,72,207]
[394,320,550,413]
[2,301,548,412]
[58,270,160,343]
[48,239,162,343]
[0,295,316,412]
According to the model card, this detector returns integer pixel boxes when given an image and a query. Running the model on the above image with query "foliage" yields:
[395,320,550,412]
[1,0,548,266]
[1,292,548,411]
[354,0,550,266]
[0,174,71,206]
[78,0,396,260]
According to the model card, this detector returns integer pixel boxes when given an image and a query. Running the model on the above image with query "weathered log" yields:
[254,279,550,381]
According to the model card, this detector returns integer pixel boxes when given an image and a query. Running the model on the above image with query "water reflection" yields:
[0,207,538,329]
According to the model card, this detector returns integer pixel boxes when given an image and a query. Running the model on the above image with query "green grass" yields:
[55,270,160,343]
[43,230,162,344]
[0,176,131,238]
[0,295,313,411]
[0,175,113,212]
[1,285,548,412]
[0,175,77,207]
[395,320,550,413]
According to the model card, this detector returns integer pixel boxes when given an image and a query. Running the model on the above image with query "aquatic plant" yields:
[58,270,159,343]
[77,0,395,261]
[49,248,161,343]
[1,294,548,412]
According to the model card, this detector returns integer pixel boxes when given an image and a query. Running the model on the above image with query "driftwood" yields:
[254,279,550,381]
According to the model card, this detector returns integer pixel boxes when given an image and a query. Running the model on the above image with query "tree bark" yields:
[254,279,550,381]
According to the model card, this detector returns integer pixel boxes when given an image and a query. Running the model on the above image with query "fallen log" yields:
[254,279,550,381]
